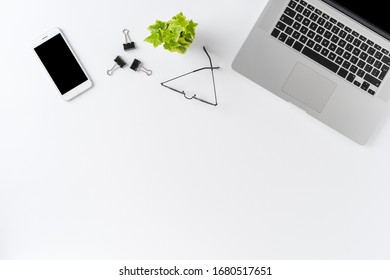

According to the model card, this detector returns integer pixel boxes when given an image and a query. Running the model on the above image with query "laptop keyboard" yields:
[271,0,390,95]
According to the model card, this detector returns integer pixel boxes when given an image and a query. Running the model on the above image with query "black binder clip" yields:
[130,59,152,76]
[107,56,127,76]
[123,29,135,51]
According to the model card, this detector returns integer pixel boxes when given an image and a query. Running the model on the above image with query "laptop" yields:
[232,0,390,144]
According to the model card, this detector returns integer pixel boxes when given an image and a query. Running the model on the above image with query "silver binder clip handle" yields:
[123,29,131,43]
[107,64,119,76]
[139,65,153,76]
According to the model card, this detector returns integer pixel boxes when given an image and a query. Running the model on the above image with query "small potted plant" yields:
[144,12,198,54]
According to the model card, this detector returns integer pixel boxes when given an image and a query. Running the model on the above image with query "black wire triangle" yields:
[161,46,220,106]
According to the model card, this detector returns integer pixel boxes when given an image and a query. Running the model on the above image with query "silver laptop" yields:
[233,0,390,144]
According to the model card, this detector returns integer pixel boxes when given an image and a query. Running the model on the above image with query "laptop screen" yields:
[322,0,390,41]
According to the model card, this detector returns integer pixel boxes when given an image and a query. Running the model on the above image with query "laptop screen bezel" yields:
[321,0,390,41]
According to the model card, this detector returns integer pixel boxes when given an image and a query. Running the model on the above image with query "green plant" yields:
[144,12,198,54]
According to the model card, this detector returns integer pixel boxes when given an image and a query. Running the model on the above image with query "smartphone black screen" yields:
[34,34,88,95]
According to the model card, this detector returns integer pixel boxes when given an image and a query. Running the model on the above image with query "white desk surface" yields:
[1,0,390,259]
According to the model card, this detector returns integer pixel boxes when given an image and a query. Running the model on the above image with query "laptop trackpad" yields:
[282,63,336,113]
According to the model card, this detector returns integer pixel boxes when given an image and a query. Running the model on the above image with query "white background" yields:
[1,0,390,259]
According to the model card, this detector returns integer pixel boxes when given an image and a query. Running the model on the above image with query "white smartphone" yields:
[32,27,93,101]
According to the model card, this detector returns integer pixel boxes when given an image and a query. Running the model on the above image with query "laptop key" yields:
[321,39,330,47]
[364,64,373,73]
[374,60,382,68]
[322,13,330,20]
[372,69,380,77]
[309,22,318,31]
[280,15,294,26]
[350,56,359,64]
[331,26,340,34]
[303,8,311,17]
[347,73,356,82]
[335,56,344,65]
[345,43,353,52]
[379,66,389,80]
[300,26,308,34]
[375,51,383,60]
[302,18,310,26]
[288,0,297,9]
[352,31,359,37]
[317,18,326,26]
[278,32,288,42]
[353,38,361,47]
[367,56,375,65]
[357,70,365,78]
[359,52,368,61]
[310,13,319,21]
[346,34,354,43]
[361,82,370,91]
[276,21,287,31]
[286,27,294,35]
[299,35,308,44]
[357,60,366,68]
[292,31,301,39]
[337,67,348,78]
[295,14,304,22]
[317,26,325,35]
[324,22,333,30]
[339,30,347,39]
[293,41,304,52]
[329,43,337,51]
[324,31,332,39]
[285,7,297,18]
[306,39,315,48]
[314,35,322,43]
[314,43,322,52]
[286,37,295,46]
[328,52,336,61]
[302,46,339,72]
[360,43,369,51]
[364,73,381,87]
[381,56,390,66]
[342,61,351,69]
[321,48,330,56]
[307,30,315,39]
[336,47,344,55]
[295,4,304,13]
[343,52,351,60]
[350,65,358,73]
[271,29,281,38]
[367,47,376,55]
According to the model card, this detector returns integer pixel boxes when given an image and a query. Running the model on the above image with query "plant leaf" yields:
[144,31,163,47]
[144,12,198,54]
